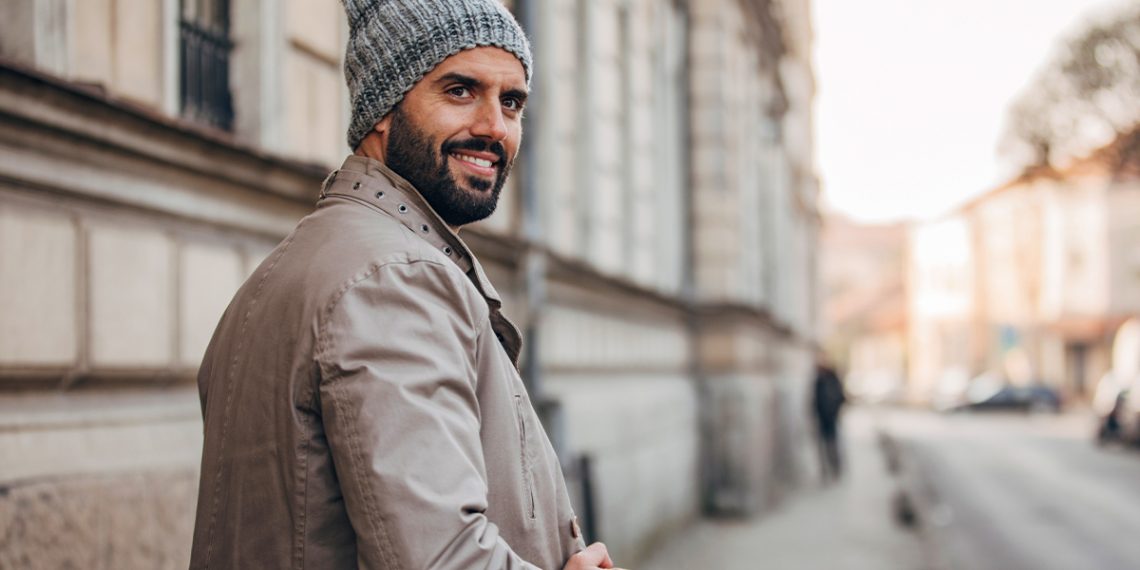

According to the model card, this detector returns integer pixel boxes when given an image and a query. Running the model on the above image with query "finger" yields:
[597,546,613,569]
[575,542,612,567]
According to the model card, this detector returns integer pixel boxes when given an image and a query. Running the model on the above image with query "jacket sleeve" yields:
[316,260,540,570]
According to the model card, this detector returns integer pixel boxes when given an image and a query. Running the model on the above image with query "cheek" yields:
[416,107,465,147]
[506,129,523,159]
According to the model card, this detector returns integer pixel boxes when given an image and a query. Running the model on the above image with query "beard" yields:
[384,106,512,227]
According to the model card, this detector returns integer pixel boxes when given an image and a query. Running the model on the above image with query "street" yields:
[640,408,1140,570]
[641,408,925,570]
[888,409,1140,570]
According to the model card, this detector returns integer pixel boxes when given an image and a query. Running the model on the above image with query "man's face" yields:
[382,47,528,227]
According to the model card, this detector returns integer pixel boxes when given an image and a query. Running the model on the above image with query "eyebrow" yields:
[503,88,529,105]
[435,72,529,104]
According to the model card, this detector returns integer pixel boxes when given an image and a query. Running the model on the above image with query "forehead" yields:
[426,47,527,88]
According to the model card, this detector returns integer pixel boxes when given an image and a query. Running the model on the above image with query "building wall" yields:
[973,173,1131,391]
[0,58,317,566]
[0,0,819,567]
[909,154,1140,401]
[524,1,697,562]
[688,0,819,516]
[1106,179,1140,315]
[847,330,906,400]
[1040,179,1105,322]
[0,4,332,563]
[534,0,687,292]
[907,216,974,401]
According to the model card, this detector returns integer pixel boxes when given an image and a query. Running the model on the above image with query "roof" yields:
[958,125,1140,214]
[1063,126,1140,179]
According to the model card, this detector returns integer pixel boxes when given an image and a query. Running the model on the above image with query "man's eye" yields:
[503,98,522,111]
[447,86,470,98]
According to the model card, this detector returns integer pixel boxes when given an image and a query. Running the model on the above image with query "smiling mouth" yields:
[449,151,501,179]
[451,153,495,169]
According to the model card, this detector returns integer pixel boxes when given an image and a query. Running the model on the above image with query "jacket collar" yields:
[319,155,504,307]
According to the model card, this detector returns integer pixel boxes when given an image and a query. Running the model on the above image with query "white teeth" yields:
[453,153,493,168]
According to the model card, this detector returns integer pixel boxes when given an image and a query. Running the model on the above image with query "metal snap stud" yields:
[398,204,408,213]
[421,224,430,233]
[375,191,385,199]
[443,246,452,255]
[352,182,361,190]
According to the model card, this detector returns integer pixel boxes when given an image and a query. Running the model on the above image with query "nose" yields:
[470,98,508,142]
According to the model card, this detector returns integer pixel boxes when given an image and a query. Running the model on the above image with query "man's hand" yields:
[564,542,626,570]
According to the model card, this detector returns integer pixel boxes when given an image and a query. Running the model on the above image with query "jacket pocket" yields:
[514,394,537,520]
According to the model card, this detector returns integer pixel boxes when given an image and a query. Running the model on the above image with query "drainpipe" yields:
[515,0,561,459]
[674,0,714,513]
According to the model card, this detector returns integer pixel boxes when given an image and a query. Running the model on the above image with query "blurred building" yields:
[820,214,907,402]
[907,216,975,403]
[0,0,819,567]
[908,128,1140,402]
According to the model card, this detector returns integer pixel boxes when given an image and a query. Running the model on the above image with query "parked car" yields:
[945,371,1062,413]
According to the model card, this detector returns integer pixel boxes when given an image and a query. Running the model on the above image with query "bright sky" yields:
[812,0,1130,224]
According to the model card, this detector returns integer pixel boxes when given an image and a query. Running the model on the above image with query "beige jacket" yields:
[190,155,585,569]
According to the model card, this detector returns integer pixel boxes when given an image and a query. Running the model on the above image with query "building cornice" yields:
[0,59,327,204]
[1,59,810,356]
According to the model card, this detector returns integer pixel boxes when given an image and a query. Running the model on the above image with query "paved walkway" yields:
[640,408,928,570]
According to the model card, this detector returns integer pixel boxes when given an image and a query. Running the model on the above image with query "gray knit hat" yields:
[341,0,533,149]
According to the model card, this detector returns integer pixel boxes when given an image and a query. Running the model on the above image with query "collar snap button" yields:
[375,191,384,199]
[352,182,361,190]
[398,204,408,213]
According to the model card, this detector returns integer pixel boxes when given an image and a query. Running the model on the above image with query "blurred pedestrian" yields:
[813,357,847,482]
[189,1,614,569]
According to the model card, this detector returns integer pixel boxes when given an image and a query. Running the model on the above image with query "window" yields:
[180,0,234,130]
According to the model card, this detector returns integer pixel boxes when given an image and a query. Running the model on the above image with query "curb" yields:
[877,426,952,570]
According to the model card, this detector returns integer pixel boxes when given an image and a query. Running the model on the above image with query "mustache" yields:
[442,138,508,165]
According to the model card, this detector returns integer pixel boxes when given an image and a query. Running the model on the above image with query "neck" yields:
[354,136,385,163]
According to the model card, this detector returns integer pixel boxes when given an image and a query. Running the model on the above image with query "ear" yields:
[373,113,393,138]
[355,115,394,161]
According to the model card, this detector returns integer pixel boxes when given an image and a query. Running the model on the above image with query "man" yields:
[189,1,616,568]
[812,357,847,482]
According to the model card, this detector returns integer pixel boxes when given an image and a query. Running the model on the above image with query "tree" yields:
[1000,4,1140,173]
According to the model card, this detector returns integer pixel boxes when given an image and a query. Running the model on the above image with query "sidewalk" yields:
[639,408,926,570]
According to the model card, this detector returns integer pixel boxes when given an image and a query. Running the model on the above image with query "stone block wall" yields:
[0,470,198,570]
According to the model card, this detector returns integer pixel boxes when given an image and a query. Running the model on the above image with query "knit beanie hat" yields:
[341,0,533,149]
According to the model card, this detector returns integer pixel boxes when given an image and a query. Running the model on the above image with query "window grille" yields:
[180,0,233,130]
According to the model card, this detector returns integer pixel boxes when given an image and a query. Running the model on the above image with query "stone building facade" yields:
[0,0,819,567]
[907,129,1140,402]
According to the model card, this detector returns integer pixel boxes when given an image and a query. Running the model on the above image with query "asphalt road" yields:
[888,409,1140,570]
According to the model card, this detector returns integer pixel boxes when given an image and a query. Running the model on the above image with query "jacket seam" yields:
[314,259,483,568]
[327,377,402,569]
[315,262,397,568]
[293,415,310,570]
[315,259,484,362]
[203,219,306,568]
